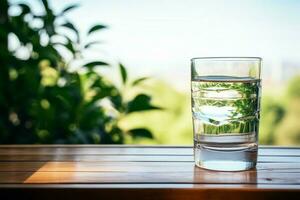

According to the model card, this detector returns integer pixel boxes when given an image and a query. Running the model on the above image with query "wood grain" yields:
[0,162,300,172]
[1,187,299,200]
[0,145,299,200]
[1,171,300,184]
[0,154,299,163]
[0,146,299,156]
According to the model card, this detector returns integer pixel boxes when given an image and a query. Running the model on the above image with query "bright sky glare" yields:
[11,0,300,90]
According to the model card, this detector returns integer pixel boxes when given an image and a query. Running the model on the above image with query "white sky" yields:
[12,0,300,90]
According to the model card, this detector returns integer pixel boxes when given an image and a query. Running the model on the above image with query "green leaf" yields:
[60,4,79,15]
[55,95,72,110]
[61,22,79,43]
[45,24,55,36]
[84,41,102,49]
[87,24,107,35]
[110,94,122,110]
[41,0,50,11]
[84,61,109,69]
[132,77,149,86]
[52,35,76,55]
[119,63,127,84]
[65,37,76,55]
[126,94,161,113]
[128,128,153,139]
[18,4,31,15]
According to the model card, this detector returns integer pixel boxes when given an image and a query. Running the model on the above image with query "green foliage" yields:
[59,4,79,15]
[84,41,102,49]
[126,94,161,113]
[119,63,128,84]
[257,76,300,145]
[286,76,300,99]
[83,61,109,69]
[259,96,285,144]
[121,77,300,146]
[119,80,193,145]
[132,77,149,86]
[0,0,158,144]
[128,128,154,139]
[272,76,300,145]
[87,24,107,35]
[274,99,300,145]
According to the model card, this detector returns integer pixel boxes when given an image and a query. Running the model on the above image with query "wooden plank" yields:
[0,145,192,148]
[0,146,299,156]
[0,154,300,162]
[0,171,300,184]
[0,154,193,162]
[0,146,299,199]
[0,187,298,200]
[0,145,299,149]
[259,148,300,156]
[0,162,300,172]
[1,183,300,189]
[0,147,193,155]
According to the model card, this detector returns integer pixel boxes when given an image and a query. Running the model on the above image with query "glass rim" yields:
[191,57,262,62]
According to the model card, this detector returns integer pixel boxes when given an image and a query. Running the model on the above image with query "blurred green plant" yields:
[122,76,300,146]
[273,76,300,145]
[259,95,285,144]
[0,0,159,144]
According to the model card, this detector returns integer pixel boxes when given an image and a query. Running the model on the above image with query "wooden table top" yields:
[0,145,299,199]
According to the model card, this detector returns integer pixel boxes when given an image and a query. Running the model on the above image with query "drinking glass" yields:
[191,57,262,171]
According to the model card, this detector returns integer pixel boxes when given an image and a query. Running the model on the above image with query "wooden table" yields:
[0,145,299,199]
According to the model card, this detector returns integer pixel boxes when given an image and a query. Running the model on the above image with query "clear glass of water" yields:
[191,57,262,171]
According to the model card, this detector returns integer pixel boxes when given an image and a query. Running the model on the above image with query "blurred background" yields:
[1,0,300,145]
